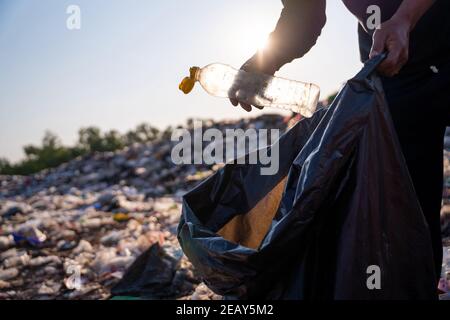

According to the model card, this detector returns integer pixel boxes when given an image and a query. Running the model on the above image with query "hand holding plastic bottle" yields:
[229,52,280,112]
[179,51,320,117]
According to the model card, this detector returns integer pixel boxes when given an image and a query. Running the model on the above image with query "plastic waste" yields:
[57,240,77,251]
[3,253,30,268]
[73,240,93,254]
[38,281,61,296]
[113,213,130,222]
[191,283,222,300]
[179,64,320,118]
[13,227,47,247]
[110,243,182,299]
[440,247,450,293]
[28,256,61,268]
[100,230,124,246]
[0,235,14,250]
[0,268,19,281]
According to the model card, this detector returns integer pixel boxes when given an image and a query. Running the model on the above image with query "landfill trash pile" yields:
[0,115,286,300]
[442,151,450,243]
[440,129,450,299]
[0,116,448,300]
[442,127,450,243]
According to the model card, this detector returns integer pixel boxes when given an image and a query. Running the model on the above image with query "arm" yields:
[264,0,327,73]
[393,0,436,29]
[369,0,436,76]
[231,0,326,112]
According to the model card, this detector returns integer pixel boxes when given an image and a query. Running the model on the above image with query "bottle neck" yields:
[190,66,200,81]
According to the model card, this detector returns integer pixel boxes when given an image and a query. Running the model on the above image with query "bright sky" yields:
[0,0,363,162]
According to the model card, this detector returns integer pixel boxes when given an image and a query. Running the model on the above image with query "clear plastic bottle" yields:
[179,64,320,118]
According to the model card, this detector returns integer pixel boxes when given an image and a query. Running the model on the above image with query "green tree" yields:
[78,127,125,152]
[326,91,339,106]
[135,123,159,142]
[18,131,74,174]
[0,122,167,176]
[161,126,173,140]
[125,123,160,144]
[0,158,12,174]
[78,127,103,152]
[0,131,86,175]
[102,130,124,151]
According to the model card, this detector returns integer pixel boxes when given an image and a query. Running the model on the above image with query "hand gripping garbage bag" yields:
[177,55,437,300]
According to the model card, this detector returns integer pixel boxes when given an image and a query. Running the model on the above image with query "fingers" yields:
[230,92,262,112]
[239,102,252,112]
[369,17,411,77]
[229,53,273,112]
[240,103,264,112]
[229,98,238,107]
[370,30,409,77]
[229,97,254,112]
[378,41,408,77]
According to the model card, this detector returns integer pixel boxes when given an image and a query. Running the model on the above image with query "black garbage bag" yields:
[111,243,182,299]
[177,55,437,300]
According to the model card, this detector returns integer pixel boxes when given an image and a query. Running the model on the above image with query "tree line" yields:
[0,123,170,176]
[0,93,338,176]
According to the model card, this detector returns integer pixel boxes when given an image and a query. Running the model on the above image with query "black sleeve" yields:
[266,0,327,70]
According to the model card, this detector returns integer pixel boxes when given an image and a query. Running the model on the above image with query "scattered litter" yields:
[12,227,47,247]
[0,115,447,299]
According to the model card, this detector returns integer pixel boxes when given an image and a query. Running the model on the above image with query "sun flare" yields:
[236,23,272,55]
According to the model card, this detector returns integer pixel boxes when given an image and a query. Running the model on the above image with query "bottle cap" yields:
[179,67,200,94]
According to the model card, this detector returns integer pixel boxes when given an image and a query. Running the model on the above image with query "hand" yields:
[369,16,412,77]
[229,53,279,112]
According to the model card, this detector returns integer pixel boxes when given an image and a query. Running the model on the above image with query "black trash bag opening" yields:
[187,107,328,250]
[178,54,437,300]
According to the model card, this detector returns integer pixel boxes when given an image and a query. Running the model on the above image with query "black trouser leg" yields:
[382,65,449,282]
[393,123,445,281]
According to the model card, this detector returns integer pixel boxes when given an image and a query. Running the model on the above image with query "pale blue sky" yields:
[0,0,362,161]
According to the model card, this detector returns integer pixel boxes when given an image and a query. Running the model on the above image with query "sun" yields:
[252,30,270,52]
[236,23,272,55]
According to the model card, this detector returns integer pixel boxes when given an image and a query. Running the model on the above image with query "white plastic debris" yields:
[0,268,19,281]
